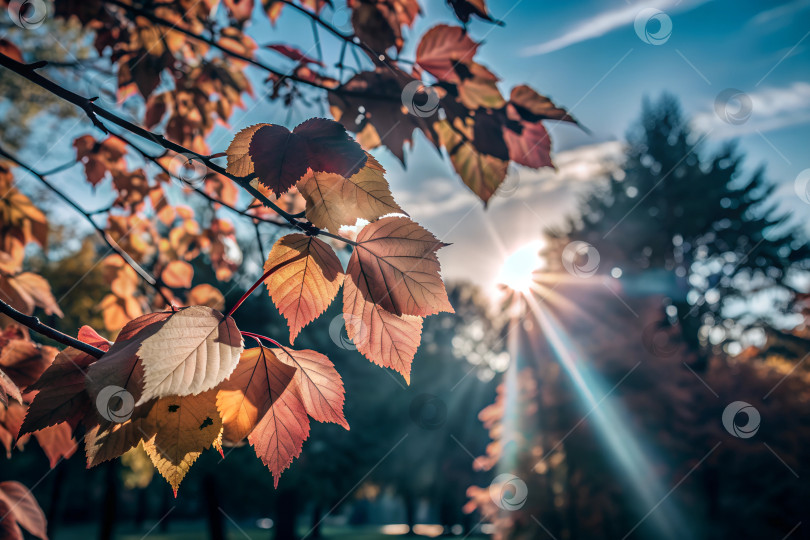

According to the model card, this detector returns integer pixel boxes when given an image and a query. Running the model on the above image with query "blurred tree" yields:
[549,94,810,362]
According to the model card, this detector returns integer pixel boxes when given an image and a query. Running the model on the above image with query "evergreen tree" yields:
[551,94,809,359]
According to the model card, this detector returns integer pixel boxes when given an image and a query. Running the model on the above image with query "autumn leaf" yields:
[273,347,348,429]
[186,284,225,311]
[0,185,49,248]
[20,347,101,436]
[0,339,57,390]
[0,481,48,540]
[225,119,367,195]
[85,416,157,468]
[0,368,21,407]
[217,346,309,487]
[297,153,404,233]
[447,0,504,25]
[0,272,63,318]
[136,306,243,405]
[85,311,174,408]
[416,25,478,83]
[435,119,508,203]
[265,43,324,66]
[346,216,454,317]
[20,326,110,437]
[508,85,578,125]
[142,390,223,494]
[329,68,440,164]
[217,347,295,443]
[503,119,552,169]
[161,260,194,289]
[29,423,78,468]
[264,234,343,343]
[342,276,423,384]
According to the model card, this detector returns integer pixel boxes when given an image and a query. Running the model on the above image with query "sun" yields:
[496,240,546,293]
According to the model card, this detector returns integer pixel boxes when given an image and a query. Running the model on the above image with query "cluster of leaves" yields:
[39,0,577,205]
[0,0,564,496]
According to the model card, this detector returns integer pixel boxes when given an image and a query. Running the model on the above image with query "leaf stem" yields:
[225,251,308,317]
[240,331,284,349]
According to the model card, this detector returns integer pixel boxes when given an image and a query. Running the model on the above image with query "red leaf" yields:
[265,44,324,66]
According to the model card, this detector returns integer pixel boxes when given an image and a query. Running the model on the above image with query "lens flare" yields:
[496,240,546,293]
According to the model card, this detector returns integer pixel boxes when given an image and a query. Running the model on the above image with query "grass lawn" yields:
[53,523,489,540]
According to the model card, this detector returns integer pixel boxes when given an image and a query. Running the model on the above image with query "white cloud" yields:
[693,82,810,137]
[748,0,810,26]
[520,0,709,56]
[402,142,625,288]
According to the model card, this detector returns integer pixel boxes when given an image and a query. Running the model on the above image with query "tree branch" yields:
[0,52,358,246]
[0,299,104,358]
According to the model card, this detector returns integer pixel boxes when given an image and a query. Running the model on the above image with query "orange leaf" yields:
[264,234,343,343]
[273,347,348,429]
[297,153,404,233]
[161,260,194,289]
[342,276,423,384]
[216,346,296,443]
[346,216,454,317]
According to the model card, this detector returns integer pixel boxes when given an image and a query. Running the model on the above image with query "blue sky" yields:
[19,0,810,293]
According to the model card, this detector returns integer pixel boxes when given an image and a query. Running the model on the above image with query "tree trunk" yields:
[98,462,118,540]
[273,490,298,540]
[309,502,322,539]
[403,490,416,535]
[204,474,226,540]
[46,462,66,537]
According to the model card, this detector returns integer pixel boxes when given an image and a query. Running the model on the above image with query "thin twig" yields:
[0,299,104,358]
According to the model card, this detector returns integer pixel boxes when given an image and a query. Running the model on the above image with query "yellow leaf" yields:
[297,154,404,233]
[263,234,343,343]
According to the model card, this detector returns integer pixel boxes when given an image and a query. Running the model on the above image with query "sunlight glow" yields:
[496,240,546,293]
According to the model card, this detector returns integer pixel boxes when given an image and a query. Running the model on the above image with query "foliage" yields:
[0,0,571,506]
